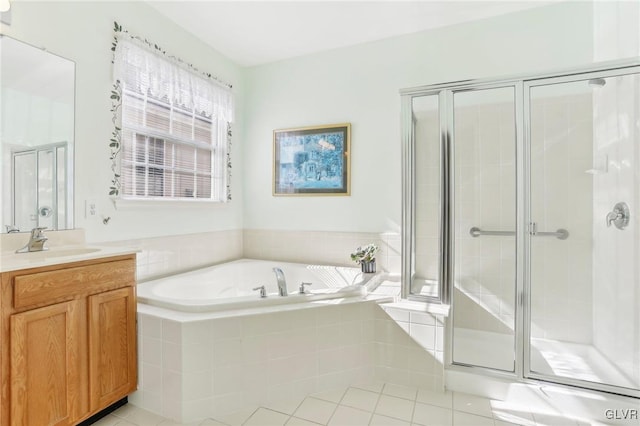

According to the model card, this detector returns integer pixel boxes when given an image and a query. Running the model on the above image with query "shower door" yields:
[525,69,640,395]
[450,85,519,372]
[12,143,68,232]
[404,62,640,399]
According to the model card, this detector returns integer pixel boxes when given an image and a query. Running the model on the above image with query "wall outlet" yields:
[85,199,97,218]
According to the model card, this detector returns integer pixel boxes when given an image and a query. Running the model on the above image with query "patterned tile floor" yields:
[93,382,613,426]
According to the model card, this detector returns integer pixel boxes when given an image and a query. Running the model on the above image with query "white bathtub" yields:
[137,258,380,312]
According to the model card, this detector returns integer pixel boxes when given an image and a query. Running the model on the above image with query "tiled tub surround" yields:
[133,301,445,423]
[101,229,400,283]
[101,229,244,282]
[243,229,402,276]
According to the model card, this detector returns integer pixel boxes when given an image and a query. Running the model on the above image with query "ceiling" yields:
[148,1,556,67]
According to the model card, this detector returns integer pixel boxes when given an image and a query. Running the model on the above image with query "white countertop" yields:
[0,230,138,273]
[0,244,139,273]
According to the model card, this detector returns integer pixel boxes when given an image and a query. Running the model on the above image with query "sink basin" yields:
[18,247,102,258]
[46,248,102,257]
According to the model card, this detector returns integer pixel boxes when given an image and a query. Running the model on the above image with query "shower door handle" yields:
[534,229,569,240]
[528,222,569,240]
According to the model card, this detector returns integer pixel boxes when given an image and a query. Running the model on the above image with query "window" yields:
[113,38,233,201]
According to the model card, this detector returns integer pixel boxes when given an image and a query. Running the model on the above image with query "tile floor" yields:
[92,382,610,426]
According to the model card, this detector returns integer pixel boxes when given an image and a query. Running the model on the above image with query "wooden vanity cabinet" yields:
[0,254,137,426]
[88,286,137,411]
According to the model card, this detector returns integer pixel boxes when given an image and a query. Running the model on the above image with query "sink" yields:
[18,247,102,258]
[46,248,102,257]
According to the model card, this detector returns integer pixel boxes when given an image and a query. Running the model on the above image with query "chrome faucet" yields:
[16,227,48,253]
[273,267,287,296]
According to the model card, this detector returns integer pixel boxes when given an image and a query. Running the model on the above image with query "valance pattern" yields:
[113,36,234,122]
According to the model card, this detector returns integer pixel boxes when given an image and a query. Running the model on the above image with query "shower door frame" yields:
[401,58,640,399]
[11,141,68,232]
[443,79,527,381]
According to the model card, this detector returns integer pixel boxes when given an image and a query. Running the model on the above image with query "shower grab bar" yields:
[469,226,569,240]
[469,227,514,237]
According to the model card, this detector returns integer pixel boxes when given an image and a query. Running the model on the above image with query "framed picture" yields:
[273,123,351,196]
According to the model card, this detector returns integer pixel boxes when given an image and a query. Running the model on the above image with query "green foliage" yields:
[350,243,379,264]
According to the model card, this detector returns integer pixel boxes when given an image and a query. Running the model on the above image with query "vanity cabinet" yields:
[88,286,136,411]
[0,254,137,426]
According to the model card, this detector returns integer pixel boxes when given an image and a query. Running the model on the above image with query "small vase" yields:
[361,260,376,273]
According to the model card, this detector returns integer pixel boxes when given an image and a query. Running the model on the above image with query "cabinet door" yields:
[88,287,137,410]
[10,300,84,426]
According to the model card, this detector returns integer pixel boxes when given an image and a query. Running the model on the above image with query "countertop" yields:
[0,230,138,273]
[0,244,139,273]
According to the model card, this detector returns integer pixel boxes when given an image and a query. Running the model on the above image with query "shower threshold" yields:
[453,328,638,390]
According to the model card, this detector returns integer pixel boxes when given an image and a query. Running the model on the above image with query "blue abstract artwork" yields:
[274,123,350,195]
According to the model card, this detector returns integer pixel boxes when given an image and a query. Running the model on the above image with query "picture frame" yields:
[273,123,351,196]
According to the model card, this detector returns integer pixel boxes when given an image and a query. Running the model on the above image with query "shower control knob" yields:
[39,206,52,218]
[606,202,630,230]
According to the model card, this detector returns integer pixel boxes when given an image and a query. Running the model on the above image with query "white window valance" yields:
[113,37,234,122]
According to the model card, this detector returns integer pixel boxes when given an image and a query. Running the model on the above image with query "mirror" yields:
[1,35,75,233]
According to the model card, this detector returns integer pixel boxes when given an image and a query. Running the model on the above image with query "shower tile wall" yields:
[413,106,441,293]
[243,229,402,275]
[530,93,594,344]
[453,93,594,344]
[592,74,640,386]
[454,100,516,335]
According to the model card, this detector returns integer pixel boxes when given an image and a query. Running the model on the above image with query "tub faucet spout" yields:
[273,267,287,296]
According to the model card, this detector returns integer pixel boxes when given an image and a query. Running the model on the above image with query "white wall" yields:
[2,1,245,242]
[1,1,604,242]
[242,1,594,233]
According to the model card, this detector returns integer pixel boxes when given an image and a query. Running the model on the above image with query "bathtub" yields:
[137,258,381,313]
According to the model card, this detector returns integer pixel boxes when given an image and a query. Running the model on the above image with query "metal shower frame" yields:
[401,58,640,399]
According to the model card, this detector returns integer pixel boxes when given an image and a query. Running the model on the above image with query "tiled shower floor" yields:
[92,382,604,426]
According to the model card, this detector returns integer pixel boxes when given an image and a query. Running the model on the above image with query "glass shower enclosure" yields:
[11,142,68,232]
[401,61,640,398]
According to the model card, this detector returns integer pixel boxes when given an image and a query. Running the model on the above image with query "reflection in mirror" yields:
[0,35,75,233]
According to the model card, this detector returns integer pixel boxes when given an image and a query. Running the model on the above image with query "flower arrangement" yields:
[350,243,379,265]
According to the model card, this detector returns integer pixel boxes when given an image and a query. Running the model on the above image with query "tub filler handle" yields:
[299,282,313,294]
[252,285,267,298]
